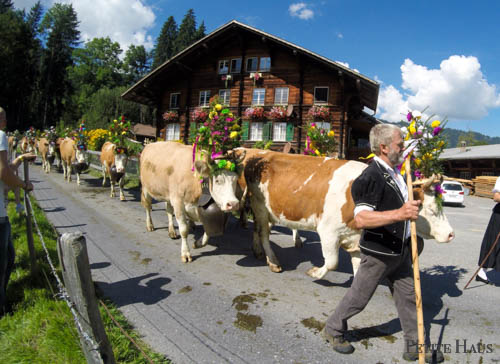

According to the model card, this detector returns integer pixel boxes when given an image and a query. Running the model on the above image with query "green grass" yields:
[0,192,169,364]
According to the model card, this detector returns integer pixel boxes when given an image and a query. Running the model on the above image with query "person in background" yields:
[476,176,500,284]
[321,123,444,363]
[0,107,36,316]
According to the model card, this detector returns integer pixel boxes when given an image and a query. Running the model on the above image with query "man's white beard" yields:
[388,150,403,166]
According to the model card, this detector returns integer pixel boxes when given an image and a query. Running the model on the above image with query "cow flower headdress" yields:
[400,109,448,210]
[108,116,131,155]
[192,98,243,175]
[303,122,337,157]
[73,121,88,151]
[45,126,57,144]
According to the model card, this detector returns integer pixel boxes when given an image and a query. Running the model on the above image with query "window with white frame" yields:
[250,122,263,141]
[165,123,180,141]
[218,60,229,74]
[219,89,230,105]
[274,87,289,105]
[259,57,271,72]
[314,87,329,104]
[230,58,241,73]
[273,122,287,142]
[170,93,180,109]
[199,90,210,106]
[316,122,331,131]
[252,88,265,105]
[246,57,258,72]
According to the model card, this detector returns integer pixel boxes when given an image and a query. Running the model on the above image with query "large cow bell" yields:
[74,162,88,173]
[197,201,228,237]
[110,166,125,182]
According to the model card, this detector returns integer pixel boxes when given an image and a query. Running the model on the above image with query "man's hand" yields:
[20,153,36,162]
[399,200,421,221]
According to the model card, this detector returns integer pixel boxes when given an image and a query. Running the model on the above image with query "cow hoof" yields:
[120,195,125,201]
[193,237,207,249]
[181,254,193,263]
[306,266,327,279]
[168,231,178,239]
[146,225,154,232]
[266,257,282,273]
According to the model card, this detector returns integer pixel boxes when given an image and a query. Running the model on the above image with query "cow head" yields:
[74,143,88,172]
[114,148,128,174]
[414,175,454,243]
[194,149,246,212]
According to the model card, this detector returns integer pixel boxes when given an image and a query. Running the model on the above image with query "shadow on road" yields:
[95,272,171,307]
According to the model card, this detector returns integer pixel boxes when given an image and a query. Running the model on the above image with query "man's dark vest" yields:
[353,160,409,256]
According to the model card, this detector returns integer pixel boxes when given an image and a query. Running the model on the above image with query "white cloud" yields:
[337,32,343,39]
[377,55,500,123]
[13,0,156,52]
[336,61,359,73]
[289,3,314,20]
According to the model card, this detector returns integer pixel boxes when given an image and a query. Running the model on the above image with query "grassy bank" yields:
[0,191,168,363]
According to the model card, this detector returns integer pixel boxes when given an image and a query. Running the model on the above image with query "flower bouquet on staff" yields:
[244,106,265,120]
[400,109,448,209]
[267,105,287,121]
[192,97,243,175]
[162,110,179,122]
[303,122,336,157]
[108,115,131,154]
[191,107,210,124]
[73,120,88,150]
[307,105,331,122]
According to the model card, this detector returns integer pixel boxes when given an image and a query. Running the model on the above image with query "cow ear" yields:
[194,160,210,177]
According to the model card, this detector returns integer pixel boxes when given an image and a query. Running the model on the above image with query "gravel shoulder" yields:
[28,163,500,364]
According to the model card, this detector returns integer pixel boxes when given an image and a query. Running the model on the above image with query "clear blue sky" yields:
[14,0,500,137]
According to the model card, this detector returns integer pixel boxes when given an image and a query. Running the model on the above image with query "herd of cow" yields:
[9,135,454,279]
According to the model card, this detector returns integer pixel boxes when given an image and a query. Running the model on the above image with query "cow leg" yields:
[340,233,362,276]
[141,188,154,231]
[110,180,115,198]
[67,164,72,182]
[194,232,209,249]
[255,213,281,272]
[306,229,340,279]
[165,202,178,239]
[172,201,192,263]
[61,161,67,180]
[102,164,107,186]
[76,172,81,185]
[118,176,126,201]
[251,219,265,260]
[292,229,303,248]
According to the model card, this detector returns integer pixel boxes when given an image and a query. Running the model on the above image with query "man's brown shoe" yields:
[321,328,355,354]
[403,350,444,363]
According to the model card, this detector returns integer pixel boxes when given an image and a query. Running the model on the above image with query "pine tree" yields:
[174,9,197,54]
[152,16,177,69]
[195,21,206,42]
[39,3,80,127]
[0,0,13,13]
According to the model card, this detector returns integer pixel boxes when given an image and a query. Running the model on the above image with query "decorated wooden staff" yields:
[404,155,426,364]
[463,231,500,289]
[402,110,447,364]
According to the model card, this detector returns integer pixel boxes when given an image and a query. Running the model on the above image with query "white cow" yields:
[100,141,128,200]
[140,141,243,263]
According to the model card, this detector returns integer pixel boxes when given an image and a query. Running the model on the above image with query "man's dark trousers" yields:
[325,245,418,345]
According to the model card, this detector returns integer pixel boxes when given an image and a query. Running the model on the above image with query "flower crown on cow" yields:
[108,116,131,155]
[25,126,36,139]
[400,109,448,211]
[192,97,243,175]
[72,120,88,151]
[44,126,57,144]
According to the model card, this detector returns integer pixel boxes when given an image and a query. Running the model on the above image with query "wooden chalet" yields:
[122,20,380,159]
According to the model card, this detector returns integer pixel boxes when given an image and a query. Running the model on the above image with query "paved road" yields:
[26,162,500,364]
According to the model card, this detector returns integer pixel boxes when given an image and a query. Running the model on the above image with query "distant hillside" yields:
[390,121,500,148]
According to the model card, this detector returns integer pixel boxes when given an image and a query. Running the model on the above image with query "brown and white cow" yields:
[242,150,454,276]
[37,137,55,173]
[236,147,303,248]
[100,141,128,200]
[140,141,243,263]
[7,135,18,161]
[60,138,88,184]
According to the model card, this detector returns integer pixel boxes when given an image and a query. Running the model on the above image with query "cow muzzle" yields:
[222,200,239,212]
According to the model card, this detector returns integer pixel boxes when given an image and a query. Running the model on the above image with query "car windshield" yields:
[442,183,463,191]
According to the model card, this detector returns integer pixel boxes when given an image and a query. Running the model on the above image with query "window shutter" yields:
[241,121,249,141]
[189,122,197,142]
[286,122,294,141]
[263,121,272,141]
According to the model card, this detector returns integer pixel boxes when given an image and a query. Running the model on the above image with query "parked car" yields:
[441,181,465,206]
